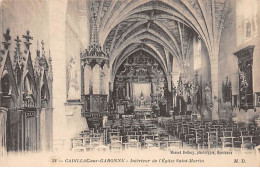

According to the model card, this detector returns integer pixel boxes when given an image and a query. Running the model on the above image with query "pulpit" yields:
[82,94,109,129]
[80,3,110,129]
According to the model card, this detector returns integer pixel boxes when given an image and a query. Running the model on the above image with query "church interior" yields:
[0,0,260,155]
[65,0,260,153]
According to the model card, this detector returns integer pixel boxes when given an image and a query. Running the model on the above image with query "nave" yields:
[71,115,260,153]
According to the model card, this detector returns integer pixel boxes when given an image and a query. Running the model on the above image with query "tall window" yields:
[237,0,258,45]
[193,36,201,70]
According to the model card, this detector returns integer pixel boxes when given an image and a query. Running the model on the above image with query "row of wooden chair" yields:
[71,117,184,152]
[159,117,260,150]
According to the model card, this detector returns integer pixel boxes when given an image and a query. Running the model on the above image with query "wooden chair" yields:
[90,137,102,148]
[167,140,182,149]
[127,135,140,143]
[96,145,109,152]
[109,142,123,151]
[123,141,141,149]
[207,131,219,149]
[179,124,189,142]
[239,130,254,150]
[196,129,207,149]
[220,131,235,149]
[72,146,86,152]
[140,131,150,135]
[145,140,160,149]
[71,138,84,148]
[110,136,123,144]
[127,131,138,136]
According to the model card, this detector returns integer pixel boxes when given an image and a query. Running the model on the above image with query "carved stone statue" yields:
[204,82,212,104]
[139,91,145,107]
[127,66,135,76]
[68,56,79,100]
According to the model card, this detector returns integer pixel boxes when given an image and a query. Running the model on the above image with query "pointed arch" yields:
[0,51,19,100]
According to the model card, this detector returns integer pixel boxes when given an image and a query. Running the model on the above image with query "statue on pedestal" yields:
[68,56,79,100]
[139,91,145,107]
[205,81,212,104]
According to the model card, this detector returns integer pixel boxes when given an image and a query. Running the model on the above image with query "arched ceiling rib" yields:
[112,43,167,76]
[86,0,229,76]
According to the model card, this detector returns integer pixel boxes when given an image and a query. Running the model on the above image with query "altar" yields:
[113,52,168,120]
[134,107,152,119]
[133,88,153,119]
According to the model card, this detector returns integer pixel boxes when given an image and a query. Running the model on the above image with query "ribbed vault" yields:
[85,0,229,83]
[76,0,227,105]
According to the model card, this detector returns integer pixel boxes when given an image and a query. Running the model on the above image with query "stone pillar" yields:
[49,0,69,150]
[125,82,130,100]
[130,82,133,100]
[40,108,46,151]
[152,80,157,94]
[171,72,180,86]
[36,109,41,152]
[211,57,219,120]
[171,72,180,108]
[103,64,109,95]
[44,108,53,151]
[0,107,8,156]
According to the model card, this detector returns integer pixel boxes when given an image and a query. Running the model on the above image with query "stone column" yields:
[130,82,133,101]
[211,56,219,120]
[36,109,41,152]
[44,108,53,151]
[171,72,180,108]
[0,107,7,156]
[40,108,46,151]
[125,82,128,99]
[49,0,69,150]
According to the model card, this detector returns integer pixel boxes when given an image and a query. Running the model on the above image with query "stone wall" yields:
[0,0,49,59]
[218,0,260,123]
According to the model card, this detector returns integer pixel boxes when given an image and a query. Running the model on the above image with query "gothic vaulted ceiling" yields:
[82,0,229,76]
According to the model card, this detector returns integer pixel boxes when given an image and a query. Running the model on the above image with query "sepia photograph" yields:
[0,0,259,167]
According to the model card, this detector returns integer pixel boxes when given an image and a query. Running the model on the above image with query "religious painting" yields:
[234,46,254,110]
[255,92,260,107]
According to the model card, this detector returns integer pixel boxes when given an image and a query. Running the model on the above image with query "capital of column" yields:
[0,107,8,113]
